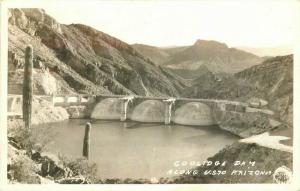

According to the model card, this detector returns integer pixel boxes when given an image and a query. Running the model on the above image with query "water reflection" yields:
[33,119,238,179]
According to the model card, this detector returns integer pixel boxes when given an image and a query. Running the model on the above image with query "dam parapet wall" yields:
[8,94,281,138]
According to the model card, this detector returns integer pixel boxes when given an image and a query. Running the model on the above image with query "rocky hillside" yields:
[7,8,292,124]
[235,55,293,124]
[133,40,262,79]
[172,142,292,183]
[132,44,189,65]
[8,8,186,96]
[132,44,170,65]
[184,55,293,125]
[164,40,262,73]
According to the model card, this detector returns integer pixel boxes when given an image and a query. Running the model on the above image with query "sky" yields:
[37,1,299,48]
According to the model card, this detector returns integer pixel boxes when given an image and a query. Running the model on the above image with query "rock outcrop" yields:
[235,55,293,125]
[7,96,69,126]
[213,109,284,138]
[8,8,186,96]
[185,55,293,126]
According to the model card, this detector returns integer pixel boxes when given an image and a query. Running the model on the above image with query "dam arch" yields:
[172,102,216,126]
[130,100,165,123]
[91,98,122,120]
[90,96,216,126]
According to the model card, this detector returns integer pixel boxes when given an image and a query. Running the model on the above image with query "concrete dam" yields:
[91,98,215,126]
[8,94,275,127]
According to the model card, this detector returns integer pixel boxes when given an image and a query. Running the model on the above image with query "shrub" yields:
[8,155,40,184]
[58,154,98,183]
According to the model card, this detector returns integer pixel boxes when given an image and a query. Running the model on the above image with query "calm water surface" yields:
[32,119,238,179]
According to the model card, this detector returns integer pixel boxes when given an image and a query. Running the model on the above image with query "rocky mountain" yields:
[132,44,189,65]
[166,64,211,80]
[184,55,293,125]
[164,40,263,73]
[133,40,263,79]
[236,55,293,124]
[132,44,170,65]
[8,8,187,96]
[7,8,292,125]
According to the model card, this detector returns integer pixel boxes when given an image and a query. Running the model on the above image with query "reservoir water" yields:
[32,119,238,179]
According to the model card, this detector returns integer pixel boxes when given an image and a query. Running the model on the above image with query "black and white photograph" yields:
[1,0,299,189]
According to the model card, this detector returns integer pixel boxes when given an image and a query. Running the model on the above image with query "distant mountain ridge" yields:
[133,40,263,79]
[132,44,171,65]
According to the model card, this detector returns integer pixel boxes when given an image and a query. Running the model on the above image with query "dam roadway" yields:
[8,93,273,124]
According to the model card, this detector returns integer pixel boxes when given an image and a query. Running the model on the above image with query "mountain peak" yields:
[193,39,228,49]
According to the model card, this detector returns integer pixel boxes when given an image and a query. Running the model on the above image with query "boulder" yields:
[33,59,44,69]
[12,9,28,29]
[214,109,278,138]
[55,176,91,184]
[66,106,87,118]
[40,154,72,179]
[22,8,45,23]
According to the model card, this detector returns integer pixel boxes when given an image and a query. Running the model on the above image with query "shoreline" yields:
[7,111,293,184]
